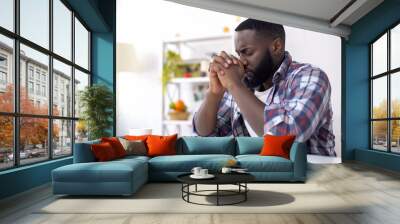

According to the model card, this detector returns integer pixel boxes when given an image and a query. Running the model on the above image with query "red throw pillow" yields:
[91,142,118,161]
[259,134,296,159]
[146,134,177,157]
[101,137,127,158]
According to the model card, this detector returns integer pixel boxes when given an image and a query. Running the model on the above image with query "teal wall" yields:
[0,158,72,199]
[0,0,116,200]
[92,32,115,135]
[343,0,400,171]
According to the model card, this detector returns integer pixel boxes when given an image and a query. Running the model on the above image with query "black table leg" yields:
[216,184,219,206]
[181,183,183,199]
[187,184,190,202]
[245,183,247,201]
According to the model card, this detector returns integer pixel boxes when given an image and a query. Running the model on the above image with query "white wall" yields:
[285,27,342,157]
[117,0,342,156]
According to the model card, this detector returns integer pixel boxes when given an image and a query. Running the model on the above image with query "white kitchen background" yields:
[116,0,342,157]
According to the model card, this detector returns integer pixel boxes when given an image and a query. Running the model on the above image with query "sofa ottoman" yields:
[52,154,149,196]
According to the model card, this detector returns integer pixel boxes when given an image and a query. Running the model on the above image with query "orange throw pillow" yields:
[91,142,117,161]
[124,135,149,141]
[146,134,178,157]
[101,137,127,158]
[259,134,296,159]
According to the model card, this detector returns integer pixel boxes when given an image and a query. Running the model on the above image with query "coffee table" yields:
[177,172,255,206]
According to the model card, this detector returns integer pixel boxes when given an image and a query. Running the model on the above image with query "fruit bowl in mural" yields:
[168,100,190,120]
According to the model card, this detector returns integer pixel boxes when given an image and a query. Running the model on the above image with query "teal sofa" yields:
[52,136,307,196]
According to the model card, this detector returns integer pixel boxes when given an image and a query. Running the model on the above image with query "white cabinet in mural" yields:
[161,35,233,136]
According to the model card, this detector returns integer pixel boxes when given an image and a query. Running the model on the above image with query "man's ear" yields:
[271,38,283,55]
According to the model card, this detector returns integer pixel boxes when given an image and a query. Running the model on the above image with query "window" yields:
[35,70,40,81]
[19,117,49,165]
[0,0,14,32]
[75,18,89,70]
[28,67,34,80]
[35,84,40,95]
[0,54,7,67]
[42,85,46,97]
[370,23,400,154]
[0,35,13,113]
[20,0,49,49]
[0,71,6,85]
[53,119,72,158]
[391,24,400,70]
[53,59,72,117]
[28,81,34,94]
[0,0,91,170]
[0,116,13,170]
[53,0,72,60]
[0,54,8,89]
[74,69,89,118]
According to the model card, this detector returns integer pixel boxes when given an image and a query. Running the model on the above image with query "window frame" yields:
[370,20,400,154]
[0,0,92,171]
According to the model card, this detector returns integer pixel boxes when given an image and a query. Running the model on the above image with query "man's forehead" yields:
[234,30,263,50]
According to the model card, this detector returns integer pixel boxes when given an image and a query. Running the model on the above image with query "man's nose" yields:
[240,57,248,66]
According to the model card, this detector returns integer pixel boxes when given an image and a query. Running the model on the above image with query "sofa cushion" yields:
[148,154,235,172]
[236,155,293,172]
[114,155,150,164]
[178,136,235,155]
[52,158,147,183]
[73,139,100,163]
[235,137,263,155]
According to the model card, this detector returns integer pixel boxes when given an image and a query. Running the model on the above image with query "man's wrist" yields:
[227,81,246,95]
[206,90,224,102]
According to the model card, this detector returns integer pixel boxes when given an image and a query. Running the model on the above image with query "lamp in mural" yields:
[117,42,144,73]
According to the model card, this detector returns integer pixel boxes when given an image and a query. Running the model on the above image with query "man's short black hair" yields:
[235,19,285,43]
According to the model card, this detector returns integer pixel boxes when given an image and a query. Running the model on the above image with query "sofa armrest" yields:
[73,140,100,163]
[289,142,307,181]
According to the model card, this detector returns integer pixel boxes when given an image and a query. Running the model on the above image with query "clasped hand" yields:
[208,51,246,94]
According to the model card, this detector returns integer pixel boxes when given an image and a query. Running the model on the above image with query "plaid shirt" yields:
[193,51,336,156]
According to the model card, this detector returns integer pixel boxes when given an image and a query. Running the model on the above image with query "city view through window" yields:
[0,0,90,170]
[371,23,400,153]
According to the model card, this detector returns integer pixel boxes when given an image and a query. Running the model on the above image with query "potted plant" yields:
[162,50,182,94]
[79,84,113,140]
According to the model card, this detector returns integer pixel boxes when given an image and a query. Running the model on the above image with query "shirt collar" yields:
[272,51,292,85]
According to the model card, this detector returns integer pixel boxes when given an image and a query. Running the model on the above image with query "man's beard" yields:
[243,50,275,90]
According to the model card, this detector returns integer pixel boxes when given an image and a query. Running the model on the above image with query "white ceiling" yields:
[226,0,352,22]
[165,0,384,38]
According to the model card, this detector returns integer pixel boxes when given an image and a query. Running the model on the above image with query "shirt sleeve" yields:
[264,67,331,142]
[192,92,233,137]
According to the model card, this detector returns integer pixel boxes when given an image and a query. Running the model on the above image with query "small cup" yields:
[221,167,232,174]
[191,167,202,176]
[199,169,208,176]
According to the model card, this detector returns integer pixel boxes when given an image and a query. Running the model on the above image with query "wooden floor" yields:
[1,162,400,224]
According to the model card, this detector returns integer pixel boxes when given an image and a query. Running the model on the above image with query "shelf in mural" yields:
[169,77,209,84]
